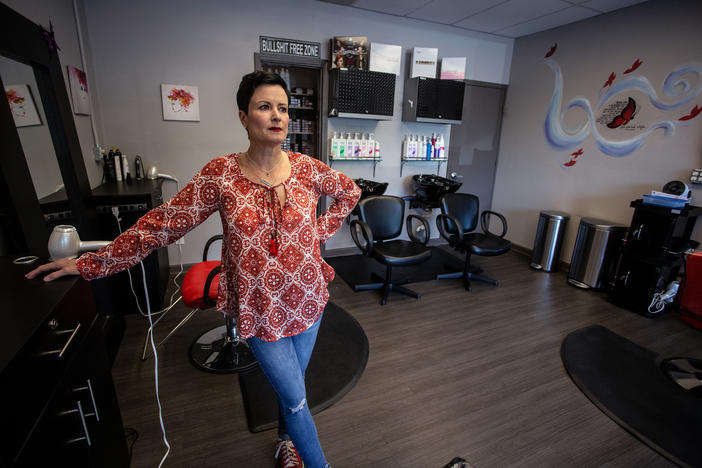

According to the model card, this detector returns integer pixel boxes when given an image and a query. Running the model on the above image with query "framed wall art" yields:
[5,84,42,127]
[161,84,199,121]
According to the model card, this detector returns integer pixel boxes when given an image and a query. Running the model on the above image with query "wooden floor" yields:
[110,249,700,467]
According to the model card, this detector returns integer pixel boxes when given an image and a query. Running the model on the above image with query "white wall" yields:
[81,0,513,263]
[493,0,702,263]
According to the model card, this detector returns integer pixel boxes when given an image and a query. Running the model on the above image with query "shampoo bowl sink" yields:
[411,174,462,209]
[354,178,389,199]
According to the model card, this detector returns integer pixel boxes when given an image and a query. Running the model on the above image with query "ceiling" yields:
[315,0,650,38]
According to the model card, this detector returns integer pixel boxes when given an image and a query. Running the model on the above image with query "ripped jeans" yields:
[247,316,330,468]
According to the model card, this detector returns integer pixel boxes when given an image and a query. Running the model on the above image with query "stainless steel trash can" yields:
[530,211,570,272]
[568,218,627,289]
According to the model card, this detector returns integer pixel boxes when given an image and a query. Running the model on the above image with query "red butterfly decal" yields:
[545,43,557,58]
[562,160,577,167]
[607,97,636,129]
[623,59,643,74]
[603,72,616,89]
[679,105,701,121]
[571,148,583,159]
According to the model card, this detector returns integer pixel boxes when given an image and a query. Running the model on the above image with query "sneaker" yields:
[274,439,305,468]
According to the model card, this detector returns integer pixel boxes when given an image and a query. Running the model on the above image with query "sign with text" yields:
[260,36,320,58]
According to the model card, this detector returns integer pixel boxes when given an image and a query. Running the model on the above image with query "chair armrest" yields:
[481,210,508,238]
[203,234,224,261]
[349,219,374,255]
[436,213,463,243]
[203,264,221,307]
[406,214,430,245]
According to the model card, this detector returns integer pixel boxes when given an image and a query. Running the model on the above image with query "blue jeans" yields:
[247,316,329,468]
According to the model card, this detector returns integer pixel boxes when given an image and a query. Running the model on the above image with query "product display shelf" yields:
[329,156,382,177]
[400,155,448,176]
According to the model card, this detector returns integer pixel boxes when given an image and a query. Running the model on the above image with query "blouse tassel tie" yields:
[264,186,283,257]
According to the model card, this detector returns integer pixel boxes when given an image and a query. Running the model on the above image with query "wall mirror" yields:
[0,2,95,257]
[0,56,65,203]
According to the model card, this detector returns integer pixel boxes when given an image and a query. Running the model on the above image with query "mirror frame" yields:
[0,2,96,257]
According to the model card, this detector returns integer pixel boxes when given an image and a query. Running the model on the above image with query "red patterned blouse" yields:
[76,152,360,341]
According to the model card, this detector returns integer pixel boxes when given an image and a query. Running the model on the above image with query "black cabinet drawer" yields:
[610,255,681,316]
[14,325,128,467]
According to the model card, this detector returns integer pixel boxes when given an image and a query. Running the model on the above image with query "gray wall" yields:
[81,0,514,263]
[493,0,702,263]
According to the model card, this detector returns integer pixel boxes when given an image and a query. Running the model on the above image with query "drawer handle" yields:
[63,401,92,446]
[632,224,644,240]
[39,323,81,358]
[73,379,100,421]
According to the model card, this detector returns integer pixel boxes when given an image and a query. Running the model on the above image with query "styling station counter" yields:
[0,257,128,467]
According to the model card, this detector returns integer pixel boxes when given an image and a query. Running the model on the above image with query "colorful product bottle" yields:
[345,133,354,159]
[330,132,339,158]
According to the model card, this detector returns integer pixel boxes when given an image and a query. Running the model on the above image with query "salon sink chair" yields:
[436,193,511,291]
[142,235,257,373]
[411,174,462,209]
[350,195,431,305]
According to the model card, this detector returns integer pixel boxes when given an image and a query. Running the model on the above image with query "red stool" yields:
[141,235,257,374]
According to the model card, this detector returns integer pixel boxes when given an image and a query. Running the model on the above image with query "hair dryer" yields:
[47,225,110,260]
[147,165,179,183]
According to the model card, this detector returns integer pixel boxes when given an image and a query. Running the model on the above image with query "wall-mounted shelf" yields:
[400,156,447,176]
[334,112,393,120]
[329,157,382,177]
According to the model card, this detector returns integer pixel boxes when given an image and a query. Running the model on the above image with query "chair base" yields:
[436,270,499,291]
[353,272,421,305]
[189,324,258,374]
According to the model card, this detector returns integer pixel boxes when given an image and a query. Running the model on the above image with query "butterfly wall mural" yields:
[542,44,702,167]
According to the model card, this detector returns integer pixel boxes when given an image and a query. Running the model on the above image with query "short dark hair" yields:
[236,71,290,114]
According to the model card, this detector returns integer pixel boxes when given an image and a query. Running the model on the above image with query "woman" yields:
[27,71,361,468]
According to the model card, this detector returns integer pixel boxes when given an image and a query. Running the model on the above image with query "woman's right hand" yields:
[25,258,79,282]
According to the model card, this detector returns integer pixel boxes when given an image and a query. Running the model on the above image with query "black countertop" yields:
[0,257,80,374]
[91,178,164,199]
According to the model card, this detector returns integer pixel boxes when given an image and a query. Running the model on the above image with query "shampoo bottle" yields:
[330,132,339,158]
[338,132,346,158]
[360,133,368,159]
[353,133,361,158]
[346,133,354,159]
[114,148,123,181]
[122,153,132,183]
[374,139,380,160]
[438,134,445,159]
[366,133,374,158]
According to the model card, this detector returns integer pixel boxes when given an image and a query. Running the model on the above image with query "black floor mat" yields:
[238,302,369,433]
[326,246,465,289]
[561,325,702,467]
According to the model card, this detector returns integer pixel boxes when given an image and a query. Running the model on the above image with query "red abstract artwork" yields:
[606,97,636,128]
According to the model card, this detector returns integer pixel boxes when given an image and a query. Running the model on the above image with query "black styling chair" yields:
[350,195,432,305]
[436,193,511,291]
